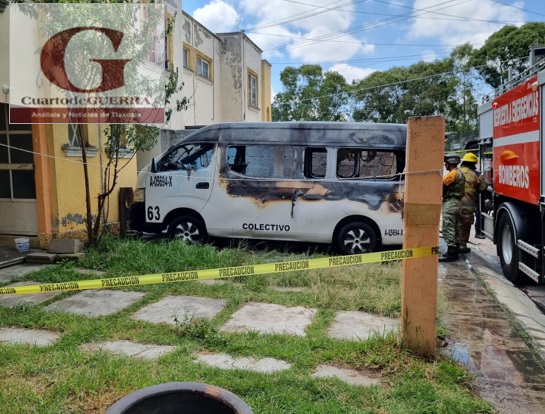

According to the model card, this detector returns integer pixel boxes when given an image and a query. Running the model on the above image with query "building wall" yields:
[49,125,137,240]
[0,8,8,105]
[1,5,271,246]
[261,60,272,121]
[179,13,271,128]
[180,13,223,127]
[242,35,264,123]
[218,34,244,122]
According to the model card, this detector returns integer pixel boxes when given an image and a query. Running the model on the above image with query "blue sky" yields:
[181,0,545,98]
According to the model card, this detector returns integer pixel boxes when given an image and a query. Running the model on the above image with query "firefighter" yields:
[458,152,489,253]
[439,153,465,262]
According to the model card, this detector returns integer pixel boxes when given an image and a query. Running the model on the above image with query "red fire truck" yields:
[478,58,545,284]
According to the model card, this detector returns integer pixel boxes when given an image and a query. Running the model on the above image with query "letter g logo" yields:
[40,27,131,93]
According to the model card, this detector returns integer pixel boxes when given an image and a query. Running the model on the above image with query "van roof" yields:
[164,122,407,148]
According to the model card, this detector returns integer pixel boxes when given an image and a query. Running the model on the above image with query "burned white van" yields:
[129,122,406,254]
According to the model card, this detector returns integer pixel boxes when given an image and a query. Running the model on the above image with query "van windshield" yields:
[159,143,214,172]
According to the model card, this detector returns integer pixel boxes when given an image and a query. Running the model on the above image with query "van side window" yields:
[159,143,214,171]
[337,149,398,179]
[227,145,298,178]
[304,148,327,178]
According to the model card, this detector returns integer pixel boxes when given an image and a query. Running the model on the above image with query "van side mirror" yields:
[151,157,157,173]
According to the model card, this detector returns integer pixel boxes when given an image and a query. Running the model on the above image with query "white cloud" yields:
[421,50,438,62]
[238,0,374,62]
[193,0,240,33]
[409,0,525,47]
[327,64,376,83]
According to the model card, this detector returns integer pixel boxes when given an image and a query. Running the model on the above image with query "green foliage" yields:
[174,314,227,347]
[272,65,350,121]
[0,239,493,413]
[470,22,545,89]
[351,57,476,132]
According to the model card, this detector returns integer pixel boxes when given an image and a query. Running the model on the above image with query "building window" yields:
[166,14,174,71]
[197,56,210,79]
[183,48,189,69]
[68,124,83,147]
[144,8,166,67]
[0,104,35,200]
[248,72,258,107]
[62,124,98,157]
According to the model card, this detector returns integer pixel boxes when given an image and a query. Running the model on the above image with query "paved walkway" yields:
[2,234,545,406]
[0,264,397,386]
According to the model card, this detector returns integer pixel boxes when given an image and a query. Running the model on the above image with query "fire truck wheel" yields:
[497,213,522,284]
[335,222,377,255]
[168,215,207,244]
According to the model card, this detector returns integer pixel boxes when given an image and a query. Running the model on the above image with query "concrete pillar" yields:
[401,116,444,356]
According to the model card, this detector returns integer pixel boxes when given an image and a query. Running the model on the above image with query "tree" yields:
[351,67,406,123]
[447,44,480,132]
[272,65,350,121]
[351,59,461,128]
[17,1,188,246]
[470,22,545,89]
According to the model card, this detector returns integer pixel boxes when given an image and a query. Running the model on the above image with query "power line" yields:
[263,0,470,54]
[254,30,482,51]
[489,0,545,18]
[271,59,527,107]
[248,0,369,32]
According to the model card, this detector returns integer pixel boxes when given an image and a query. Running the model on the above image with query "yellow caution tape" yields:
[0,246,439,296]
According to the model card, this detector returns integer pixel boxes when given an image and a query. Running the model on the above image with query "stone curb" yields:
[469,244,545,362]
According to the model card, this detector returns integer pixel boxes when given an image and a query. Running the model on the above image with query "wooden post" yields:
[401,116,444,356]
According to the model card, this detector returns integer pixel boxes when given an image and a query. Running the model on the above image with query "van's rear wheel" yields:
[168,216,206,244]
[335,222,377,254]
[497,213,522,284]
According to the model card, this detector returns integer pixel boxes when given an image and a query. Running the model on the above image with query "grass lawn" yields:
[0,238,493,413]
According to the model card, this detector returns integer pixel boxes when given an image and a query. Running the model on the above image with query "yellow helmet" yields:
[462,152,478,163]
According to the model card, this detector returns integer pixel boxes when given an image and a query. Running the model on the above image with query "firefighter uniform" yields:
[458,153,489,253]
[440,154,465,262]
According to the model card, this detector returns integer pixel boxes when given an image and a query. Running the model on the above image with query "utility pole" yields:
[401,116,444,356]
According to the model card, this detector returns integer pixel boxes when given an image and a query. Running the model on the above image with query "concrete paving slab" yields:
[195,352,291,373]
[220,302,317,337]
[26,252,58,264]
[45,290,145,317]
[0,264,46,282]
[80,340,177,360]
[312,365,380,387]
[327,311,398,341]
[0,327,60,346]
[132,295,227,325]
[75,268,106,276]
[0,281,64,307]
[48,239,84,254]
[271,286,308,292]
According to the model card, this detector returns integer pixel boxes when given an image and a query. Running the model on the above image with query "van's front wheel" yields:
[335,222,377,254]
[168,216,207,244]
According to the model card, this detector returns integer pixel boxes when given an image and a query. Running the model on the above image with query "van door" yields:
[145,143,216,226]
[203,144,312,240]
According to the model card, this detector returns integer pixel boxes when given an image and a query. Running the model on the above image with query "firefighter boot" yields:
[439,246,459,262]
[458,244,471,253]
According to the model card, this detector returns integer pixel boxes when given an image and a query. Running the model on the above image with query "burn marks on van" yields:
[219,143,405,214]
[222,177,403,213]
